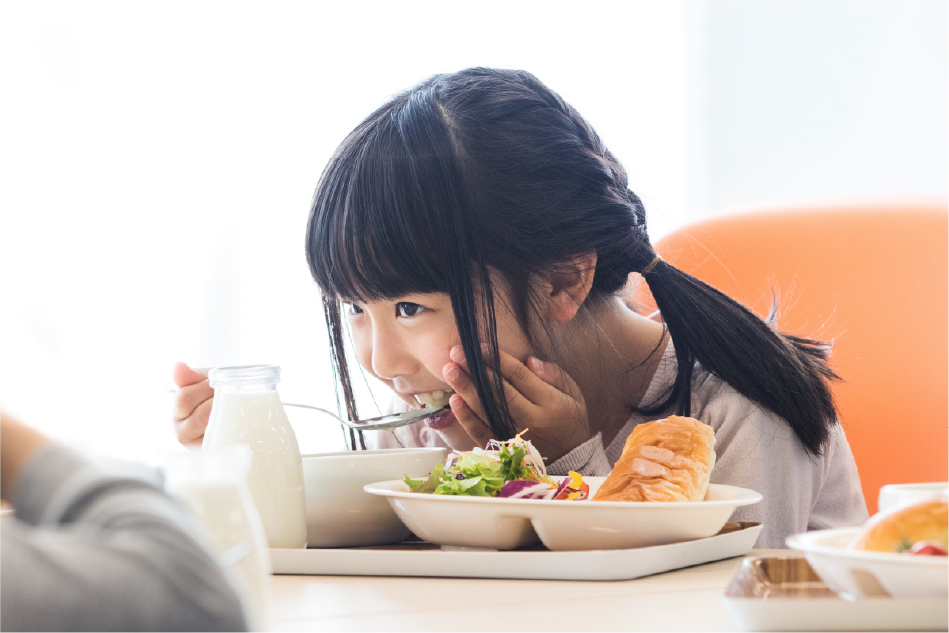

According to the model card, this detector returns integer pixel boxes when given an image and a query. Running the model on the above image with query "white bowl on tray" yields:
[363,476,761,551]
[302,447,448,547]
[786,527,949,599]
[877,482,947,513]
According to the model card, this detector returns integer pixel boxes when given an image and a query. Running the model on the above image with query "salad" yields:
[403,431,589,500]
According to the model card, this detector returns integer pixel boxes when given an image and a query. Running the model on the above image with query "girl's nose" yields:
[370,327,415,380]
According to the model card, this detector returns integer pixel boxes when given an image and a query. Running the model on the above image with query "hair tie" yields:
[641,255,662,276]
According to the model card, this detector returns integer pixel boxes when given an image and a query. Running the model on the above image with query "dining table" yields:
[265,548,778,631]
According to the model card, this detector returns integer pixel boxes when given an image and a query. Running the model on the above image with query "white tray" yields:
[725,596,948,632]
[270,521,762,581]
[722,555,949,631]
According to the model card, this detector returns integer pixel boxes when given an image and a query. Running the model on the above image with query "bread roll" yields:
[848,497,948,553]
[593,416,716,502]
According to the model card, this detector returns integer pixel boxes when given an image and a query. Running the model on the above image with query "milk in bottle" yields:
[204,365,307,549]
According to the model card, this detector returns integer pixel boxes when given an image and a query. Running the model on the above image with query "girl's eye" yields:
[342,301,363,315]
[396,302,426,318]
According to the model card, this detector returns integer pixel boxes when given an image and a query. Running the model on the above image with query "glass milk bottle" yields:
[163,446,270,631]
[204,365,307,549]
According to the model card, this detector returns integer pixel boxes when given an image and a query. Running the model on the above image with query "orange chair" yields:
[633,203,948,514]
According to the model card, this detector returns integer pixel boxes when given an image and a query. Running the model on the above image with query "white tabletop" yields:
[266,549,781,631]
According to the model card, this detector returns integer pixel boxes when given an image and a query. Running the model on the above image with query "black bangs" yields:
[306,88,472,303]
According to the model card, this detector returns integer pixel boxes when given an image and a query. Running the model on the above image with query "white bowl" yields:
[878,482,948,513]
[302,447,447,547]
[364,477,762,551]
[786,527,949,599]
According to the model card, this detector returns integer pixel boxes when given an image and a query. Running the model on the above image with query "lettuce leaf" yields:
[499,444,529,481]
[434,475,491,496]
[446,453,505,496]
[403,461,445,494]
[403,444,531,497]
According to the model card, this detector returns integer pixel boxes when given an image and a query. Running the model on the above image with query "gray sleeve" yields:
[546,433,612,477]
[807,423,870,531]
[694,374,868,549]
[1,444,248,632]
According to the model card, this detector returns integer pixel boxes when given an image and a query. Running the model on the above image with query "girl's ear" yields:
[545,252,598,322]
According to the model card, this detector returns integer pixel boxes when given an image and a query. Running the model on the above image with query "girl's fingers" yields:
[173,380,214,422]
[174,397,212,446]
[488,348,552,405]
[447,354,534,421]
[171,363,212,446]
[172,362,209,389]
[443,361,489,422]
[445,346,589,462]
[444,359,526,439]
[450,345,583,415]
[449,393,495,449]
[526,356,585,403]
[454,345,538,407]
[488,347,584,407]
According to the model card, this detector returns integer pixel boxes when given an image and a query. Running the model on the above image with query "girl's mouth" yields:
[412,389,455,429]
[424,407,456,430]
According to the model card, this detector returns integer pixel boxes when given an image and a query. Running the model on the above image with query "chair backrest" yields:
[636,203,948,514]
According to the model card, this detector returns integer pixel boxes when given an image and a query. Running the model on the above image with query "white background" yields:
[1,0,945,463]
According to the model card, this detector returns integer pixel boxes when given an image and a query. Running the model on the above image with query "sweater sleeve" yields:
[692,372,868,549]
[1,444,248,632]
[807,423,870,531]
[546,433,612,477]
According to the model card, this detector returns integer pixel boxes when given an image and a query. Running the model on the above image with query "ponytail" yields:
[638,257,839,456]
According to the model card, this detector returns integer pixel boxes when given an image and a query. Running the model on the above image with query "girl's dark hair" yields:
[306,67,838,455]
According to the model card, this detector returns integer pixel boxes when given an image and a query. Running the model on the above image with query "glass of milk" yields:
[163,446,270,631]
[203,365,307,550]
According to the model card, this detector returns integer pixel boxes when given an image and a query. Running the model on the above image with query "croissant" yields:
[593,416,716,502]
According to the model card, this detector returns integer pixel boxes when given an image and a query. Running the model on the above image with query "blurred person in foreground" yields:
[0,412,248,632]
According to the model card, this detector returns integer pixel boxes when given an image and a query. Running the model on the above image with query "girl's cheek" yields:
[427,331,462,378]
[352,342,374,376]
[348,322,376,371]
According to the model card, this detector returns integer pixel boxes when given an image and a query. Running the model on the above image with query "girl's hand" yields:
[172,363,212,446]
[442,345,590,463]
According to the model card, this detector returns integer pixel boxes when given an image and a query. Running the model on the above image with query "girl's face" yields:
[343,290,533,443]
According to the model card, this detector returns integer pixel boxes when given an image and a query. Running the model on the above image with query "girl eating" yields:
[173,68,867,547]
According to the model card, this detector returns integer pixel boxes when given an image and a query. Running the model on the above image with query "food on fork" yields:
[592,415,716,502]
[415,389,453,408]
[403,431,589,500]
[847,496,948,555]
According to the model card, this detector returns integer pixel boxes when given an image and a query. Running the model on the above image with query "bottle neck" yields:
[213,381,279,395]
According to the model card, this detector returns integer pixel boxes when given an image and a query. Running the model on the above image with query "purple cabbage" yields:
[498,480,557,499]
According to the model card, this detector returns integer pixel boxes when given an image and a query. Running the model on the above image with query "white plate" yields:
[363,476,762,551]
[786,527,949,599]
[270,522,762,580]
